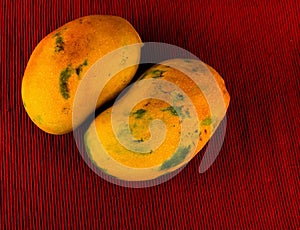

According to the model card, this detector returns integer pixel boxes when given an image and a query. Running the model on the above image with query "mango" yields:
[84,59,230,181]
[22,15,142,134]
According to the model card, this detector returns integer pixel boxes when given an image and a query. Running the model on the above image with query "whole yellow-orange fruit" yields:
[22,15,142,134]
[84,59,230,181]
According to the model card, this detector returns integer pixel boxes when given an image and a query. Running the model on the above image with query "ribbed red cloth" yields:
[1,0,299,228]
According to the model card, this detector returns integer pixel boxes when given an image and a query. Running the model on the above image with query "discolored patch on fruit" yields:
[84,133,109,174]
[160,145,191,170]
[162,106,178,116]
[185,109,191,118]
[139,69,167,80]
[59,66,73,99]
[133,138,144,143]
[36,115,43,124]
[201,117,213,126]
[195,129,201,136]
[62,107,70,115]
[54,32,65,52]
[75,59,88,78]
[59,60,88,99]
[149,69,166,78]
[175,93,184,101]
[162,106,187,119]
[131,109,147,119]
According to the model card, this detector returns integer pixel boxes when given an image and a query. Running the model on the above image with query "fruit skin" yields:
[22,15,142,134]
[84,59,230,181]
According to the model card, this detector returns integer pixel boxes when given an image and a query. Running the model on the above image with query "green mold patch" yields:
[53,32,64,52]
[59,66,73,99]
[162,106,178,116]
[75,59,88,78]
[133,138,145,143]
[185,109,191,118]
[201,117,213,126]
[84,133,109,175]
[160,145,191,170]
[140,69,166,80]
[59,60,88,99]
[149,69,166,78]
[131,109,147,119]
[36,115,43,124]
[162,106,186,118]
[134,149,153,156]
[175,93,184,101]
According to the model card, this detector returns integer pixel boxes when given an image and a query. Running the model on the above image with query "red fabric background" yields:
[1,0,299,228]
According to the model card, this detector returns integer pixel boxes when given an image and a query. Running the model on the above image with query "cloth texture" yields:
[1,0,299,228]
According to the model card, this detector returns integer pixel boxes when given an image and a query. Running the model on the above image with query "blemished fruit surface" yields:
[22,15,142,134]
[84,59,230,181]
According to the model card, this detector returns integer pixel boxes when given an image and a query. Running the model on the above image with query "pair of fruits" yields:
[22,15,230,181]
